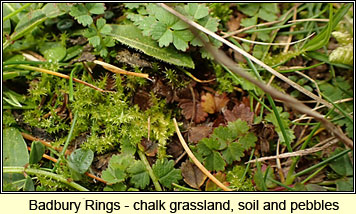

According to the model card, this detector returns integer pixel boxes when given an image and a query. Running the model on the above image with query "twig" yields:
[159,3,353,149]
[247,137,339,163]
[222,20,283,38]
[93,60,151,81]
[226,32,314,46]
[16,64,112,93]
[288,18,329,23]
[173,118,232,191]
[21,132,70,155]
[284,6,298,52]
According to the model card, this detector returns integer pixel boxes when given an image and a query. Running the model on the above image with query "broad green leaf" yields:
[107,24,195,68]
[329,148,353,176]
[238,3,260,16]
[3,3,12,35]
[258,8,277,22]
[3,127,29,189]
[204,151,225,172]
[305,184,327,191]
[303,3,352,52]
[24,176,35,191]
[152,159,182,188]
[329,44,353,65]
[67,148,94,174]
[127,161,150,189]
[10,9,47,42]
[86,3,105,14]
[3,3,22,23]
[39,42,67,62]
[42,3,65,18]
[306,51,353,69]
[185,3,209,20]
[336,177,353,191]
[303,4,333,52]
[29,141,45,164]
[253,161,267,191]
[241,15,258,27]
[124,3,143,9]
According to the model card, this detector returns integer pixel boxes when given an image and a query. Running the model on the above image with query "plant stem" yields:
[3,3,32,22]
[268,178,296,191]
[137,150,162,191]
[52,112,78,172]
[3,166,89,191]
[172,183,198,191]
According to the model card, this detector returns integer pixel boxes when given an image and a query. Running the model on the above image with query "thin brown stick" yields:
[159,3,353,149]
[284,6,298,52]
[16,64,112,93]
[26,137,107,184]
[222,20,283,38]
[93,60,151,80]
[173,118,232,191]
[247,137,339,163]
[22,132,71,156]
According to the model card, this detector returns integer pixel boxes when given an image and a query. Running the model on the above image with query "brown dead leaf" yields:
[133,90,152,111]
[179,99,208,123]
[181,160,207,189]
[214,92,230,112]
[223,103,254,125]
[227,12,243,32]
[153,78,174,102]
[205,171,229,191]
[201,92,215,114]
[139,138,158,157]
[188,125,213,143]
[201,92,229,114]
[167,136,184,159]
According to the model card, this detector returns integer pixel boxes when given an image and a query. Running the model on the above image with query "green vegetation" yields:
[2,3,353,191]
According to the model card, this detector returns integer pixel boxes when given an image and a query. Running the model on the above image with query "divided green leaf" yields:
[107,24,194,68]
[194,119,257,172]
[152,158,182,188]
[125,3,221,56]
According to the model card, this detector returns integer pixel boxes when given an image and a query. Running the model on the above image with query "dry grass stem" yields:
[93,60,151,80]
[247,137,339,163]
[173,118,232,191]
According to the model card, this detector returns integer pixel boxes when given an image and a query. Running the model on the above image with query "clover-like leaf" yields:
[67,148,94,174]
